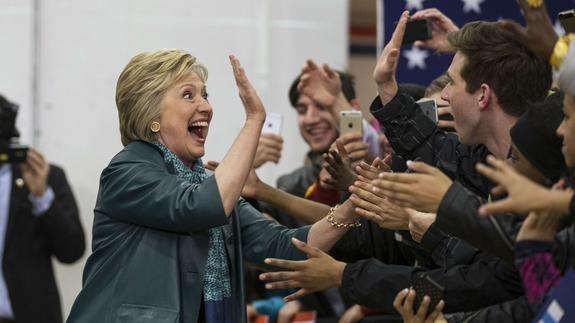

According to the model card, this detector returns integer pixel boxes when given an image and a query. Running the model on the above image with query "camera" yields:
[0,95,28,164]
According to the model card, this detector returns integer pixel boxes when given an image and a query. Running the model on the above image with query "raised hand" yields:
[498,0,557,61]
[254,133,284,168]
[373,10,409,105]
[229,55,266,122]
[259,238,346,302]
[476,155,553,215]
[373,161,452,213]
[297,59,342,109]
[355,157,391,182]
[411,8,459,53]
[323,139,358,191]
[349,179,410,230]
[21,148,50,197]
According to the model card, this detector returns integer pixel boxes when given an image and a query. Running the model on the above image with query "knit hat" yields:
[510,91,566,182]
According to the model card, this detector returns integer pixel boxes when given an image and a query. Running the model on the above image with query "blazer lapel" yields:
[5,166,29,249]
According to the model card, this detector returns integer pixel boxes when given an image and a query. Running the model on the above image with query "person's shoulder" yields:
[47,163,66,178]
[110,140,163,165]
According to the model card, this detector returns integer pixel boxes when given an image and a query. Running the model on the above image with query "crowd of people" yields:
[1,0,575,322]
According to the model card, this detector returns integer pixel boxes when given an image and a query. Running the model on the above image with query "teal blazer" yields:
[66,141,309,323]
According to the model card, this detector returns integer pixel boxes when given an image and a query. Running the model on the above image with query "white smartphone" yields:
[262,112,283,135]
[417,98,438,124]
[339,110,363,136]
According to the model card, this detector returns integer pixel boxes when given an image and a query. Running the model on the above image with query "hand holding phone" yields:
[413,274,444,317]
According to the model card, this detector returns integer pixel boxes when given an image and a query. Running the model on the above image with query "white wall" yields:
[1,0,347,318]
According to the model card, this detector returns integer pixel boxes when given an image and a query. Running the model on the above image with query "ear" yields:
[477,84,492,110]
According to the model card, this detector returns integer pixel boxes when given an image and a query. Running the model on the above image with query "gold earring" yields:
[150,121,160,133]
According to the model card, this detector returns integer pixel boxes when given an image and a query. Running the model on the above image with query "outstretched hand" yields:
[498,0,557,61]
[374,10,409,105]
[475,155,551,216]
[323,139,358,191]
[259,238,346,302]
[373,161,452,213]
[229,55,266,122]
[411,8,458,52]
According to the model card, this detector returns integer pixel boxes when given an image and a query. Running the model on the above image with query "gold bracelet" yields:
[550,34,574,70]
[326,204,361,229]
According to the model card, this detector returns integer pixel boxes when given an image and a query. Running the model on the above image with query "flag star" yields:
[461,0,485,14]
[405,0,425,11]
[554,19,566,36]
[403,46,429,70]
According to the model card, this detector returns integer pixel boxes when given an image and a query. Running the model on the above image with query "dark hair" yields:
[447,21,552,117]
[0,94,19,143]
[510,91,566,183]
[424,74,450,97]
[288,71,356,108]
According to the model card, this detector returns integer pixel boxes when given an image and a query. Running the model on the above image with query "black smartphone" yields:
[559,9,575,33]
[417,98,438,123]
[402,19,432,45]
[413,274,444,316]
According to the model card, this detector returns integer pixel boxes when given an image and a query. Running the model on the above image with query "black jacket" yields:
[436,181,524,264]
[5,164,85,323]
[336,92,524,314]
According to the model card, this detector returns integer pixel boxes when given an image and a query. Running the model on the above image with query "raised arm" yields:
[214,55,266,215]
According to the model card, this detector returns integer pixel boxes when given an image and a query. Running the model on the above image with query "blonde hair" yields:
[115,49,208,146]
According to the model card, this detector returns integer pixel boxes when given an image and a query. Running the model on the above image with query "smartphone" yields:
[559,9,575,33]
[413,274,444,316]
[417,98,438,123]
[402,19,432,45]
[262,112,283,135]
[339,110,363,136]
[0,144,28,164]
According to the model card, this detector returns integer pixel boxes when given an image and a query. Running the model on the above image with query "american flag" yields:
[378,0,575,86]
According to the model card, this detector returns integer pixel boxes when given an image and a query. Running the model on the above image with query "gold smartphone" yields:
[339,110,363,136]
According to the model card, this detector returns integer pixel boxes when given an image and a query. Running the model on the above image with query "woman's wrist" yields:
[246,113,266,125]
[328,202,361,229]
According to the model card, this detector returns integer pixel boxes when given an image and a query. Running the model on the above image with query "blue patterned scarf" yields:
[152,142,233,323]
